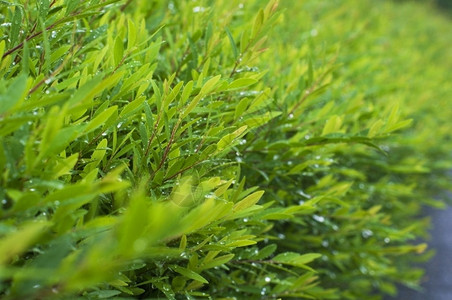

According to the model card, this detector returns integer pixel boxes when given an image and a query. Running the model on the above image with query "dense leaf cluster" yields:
[0,0,451,299]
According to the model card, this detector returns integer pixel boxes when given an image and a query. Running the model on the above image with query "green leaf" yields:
[322,115,342,136]
[53,153,79,178]
[254,244,277,260]
[181,94,202,119]
[127,19,137,50]
[367,119,385,138]
[10,6,23,47]
[224,239,257,247]
[385,119,413,133]
[200,254,235,270]
[40,17,51,73]
[87,290,122,298]
[387,102,400,127]
[227,78,258,90]
[113,36,124,66]
[234,97,250,120]
[179,235,187,251]
[65,0,80,16]
[120,96,145,117]
[199,75,221,95]
[240,28,250,54]
[43,125,83,158]
[243,111,281,128]
[0,74,28,114]
[251,9,264,39]
[225,27,239,59]
[181,81,194,105]
[172,265,208,284]
[39,0,50,19]
[273,252,322,269]
[83,138,109,173]
[307,56,314,85]
[84,106,118,134]
[0,221,49,265]
[217,125,247,151]
[50,45,72,65]
[233,191,264,212]
[67,75,103,108]
[22,40,29,75]
[0,40,5,60]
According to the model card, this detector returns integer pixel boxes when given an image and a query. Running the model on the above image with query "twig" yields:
[164,160,203,181]
[150,119,181,177]
[120,0,133,12]
[144,113,162,158]
[2,9,83,59]
[3,23,55,59]
[28,44,80,95]
[174,45,190,78]
[289,53,338,116]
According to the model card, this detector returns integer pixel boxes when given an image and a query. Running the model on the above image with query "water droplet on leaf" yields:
[313,215,325,223]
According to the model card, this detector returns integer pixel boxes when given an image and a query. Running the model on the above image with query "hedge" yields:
[0,0,451,299]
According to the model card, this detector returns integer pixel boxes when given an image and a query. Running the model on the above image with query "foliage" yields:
[0,0,451,299]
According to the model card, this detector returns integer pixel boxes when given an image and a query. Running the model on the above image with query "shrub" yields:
[0,0,451,299]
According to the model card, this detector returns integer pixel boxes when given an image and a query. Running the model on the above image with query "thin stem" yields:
[28,44,80,95]
[144,113,162,158]
[164,160,203,181]
[3,24,54,59]
[174,45,190,78]
[120,0,133,12]
[2,7,89,59]
[150,119,181,177]
[289,54,338,116]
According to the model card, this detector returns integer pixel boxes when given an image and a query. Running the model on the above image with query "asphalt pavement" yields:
[387,203,452,300]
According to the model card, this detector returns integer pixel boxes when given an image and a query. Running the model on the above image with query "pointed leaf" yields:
[233,191,264,212]
[172,266,208,284]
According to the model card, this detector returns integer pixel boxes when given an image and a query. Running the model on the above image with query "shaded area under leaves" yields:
[436,0,452,10]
